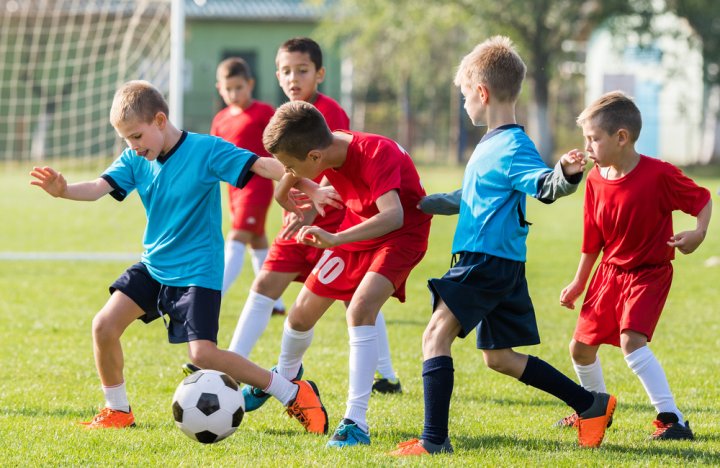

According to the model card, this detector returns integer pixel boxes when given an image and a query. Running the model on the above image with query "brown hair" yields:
[276,37,323,70]
[263,101,332,159]
[577,91,642,142]
[454,36,526,103]
[216,57,253,81]
[109,80,168,127]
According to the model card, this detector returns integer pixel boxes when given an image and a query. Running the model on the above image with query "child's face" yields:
[460,82,486,126]
[114,114,167,161]
[216,75,254,110]
[582,120,620,167]
[276,50,325,102]
[274,151,323,180]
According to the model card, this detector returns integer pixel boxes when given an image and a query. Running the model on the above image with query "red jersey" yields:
[322,131,432,252]
[582,155,710,270]
[210,100,275,157]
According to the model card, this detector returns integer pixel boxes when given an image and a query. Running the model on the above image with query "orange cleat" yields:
[388,438,453,456]
[285,380,328,435]
[79,407,136,429]
[577,392,616,448]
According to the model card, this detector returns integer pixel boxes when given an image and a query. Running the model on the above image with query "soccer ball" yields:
[172,369,245,444]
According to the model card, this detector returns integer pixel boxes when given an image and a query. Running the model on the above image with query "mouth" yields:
[136,149,149,158]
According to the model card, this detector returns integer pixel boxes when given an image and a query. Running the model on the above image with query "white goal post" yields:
[0,0,177,167]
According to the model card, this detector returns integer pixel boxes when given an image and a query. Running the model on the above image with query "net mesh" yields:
[0,0,171,166]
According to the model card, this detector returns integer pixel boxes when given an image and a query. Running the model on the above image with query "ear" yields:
[154,112,167,129]
[316,66,326,84]
[616,128,630,146]
[308,149,322,162]
[247,78,256,91]
[215,82,221,92]
[478,84,490,104]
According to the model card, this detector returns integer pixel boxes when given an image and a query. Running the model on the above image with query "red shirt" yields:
[210,101,274,157]
[582,155,710,270]
[322,131,432,252]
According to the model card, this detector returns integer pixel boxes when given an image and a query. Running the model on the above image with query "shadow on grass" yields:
[1,406,88,419]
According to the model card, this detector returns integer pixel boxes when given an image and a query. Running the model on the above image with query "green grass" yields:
[1,164,720,466]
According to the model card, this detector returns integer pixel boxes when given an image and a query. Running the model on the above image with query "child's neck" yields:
[485,104,517,130]
[602,150,640,179]
[161,124,183,156]
[326,131,352,169]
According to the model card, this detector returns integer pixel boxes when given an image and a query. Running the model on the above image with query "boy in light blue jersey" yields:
[391,37,616,456]
[30,80,335,435]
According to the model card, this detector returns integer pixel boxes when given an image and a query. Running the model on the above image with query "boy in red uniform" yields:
[210,58,284,313]
[226,38,402,395]
[558,91,712,440]
[245,100,431,447]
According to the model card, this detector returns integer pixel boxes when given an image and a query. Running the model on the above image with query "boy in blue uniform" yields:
[29,80,333,434]
[390,37,616,456]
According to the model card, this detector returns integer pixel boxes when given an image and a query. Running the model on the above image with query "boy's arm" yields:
[296,189,403,248]
[559,251,600,310]
[250,156,285,181]
[418,189,462,215]
[536,150,586,204]
[30,166,112,201]
[668,198,712,254]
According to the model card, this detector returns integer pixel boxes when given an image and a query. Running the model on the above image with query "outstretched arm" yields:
[418,189,462,215]
[559,251,600,310]
[668,199,712,254]
[30,166,112,201]
[536,150,586,203]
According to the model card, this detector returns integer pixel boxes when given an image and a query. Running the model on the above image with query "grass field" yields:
[1,163,719,466]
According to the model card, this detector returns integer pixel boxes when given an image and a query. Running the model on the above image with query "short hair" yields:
[216,57,253,81]
[277,37,323,70]
[577,91,642,142]
[110,80,168,127]
[263,101,332,159]
[454,36,526,103]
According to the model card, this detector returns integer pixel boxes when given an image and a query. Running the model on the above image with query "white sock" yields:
[222,240,246,295]
[374,311,396,380]
[625,346,684,424]
[250,248,285,312]
[572,356,606,393]
[277,320,313,380]
[344,325,377,433]
[227,290,275,358]
[102,381,130,412]
[264,372,298,406]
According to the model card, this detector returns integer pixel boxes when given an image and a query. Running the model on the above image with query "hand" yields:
[295,226,339,248]
[310,186,343,217]
[30,166,67,197]
[280,209,318,240]
[668,229,705,255]
[559,149,588,176]
[559,280,585,310]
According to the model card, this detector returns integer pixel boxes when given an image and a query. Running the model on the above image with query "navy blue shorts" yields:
[428,252,540,349]
[110,263,221,344]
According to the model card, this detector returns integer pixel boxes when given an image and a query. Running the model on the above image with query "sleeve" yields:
[101,150,137,201]
[363,141,402,202]
[581,176,604,254]
[207,137,259,189]
[419,189,462,215]
[508,145,553,197]
[661,163,711,216]
[535,160,583,204]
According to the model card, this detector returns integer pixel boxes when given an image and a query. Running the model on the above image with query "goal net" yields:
[0,0,172,168]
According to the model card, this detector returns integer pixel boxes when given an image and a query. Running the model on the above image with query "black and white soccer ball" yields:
[172,369,245,444]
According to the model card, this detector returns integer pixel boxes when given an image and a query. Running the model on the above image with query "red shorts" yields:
[304,241,426,302]
[228,176,273,234]
[574,262,673,347]
[263,240,325,283]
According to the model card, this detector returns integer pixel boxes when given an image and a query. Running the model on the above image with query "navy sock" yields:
[420,356,454,445]
[519,355,594,414]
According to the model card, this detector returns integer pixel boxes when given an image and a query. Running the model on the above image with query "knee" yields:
[482,352,508,373]
[422,321,449,355]
[187,342,219,369]
[569,339,594,365]
[91,312,118,343]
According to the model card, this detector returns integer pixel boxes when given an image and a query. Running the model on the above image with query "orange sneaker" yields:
[577,392,616,448]
[79,407,135,429]
[285,380,328,435]
[389,438,453,456]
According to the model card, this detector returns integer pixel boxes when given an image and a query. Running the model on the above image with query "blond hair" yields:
[577,91,642,142]
[263,101,332,159]
[109,80,169,127]
[454,36,526,103]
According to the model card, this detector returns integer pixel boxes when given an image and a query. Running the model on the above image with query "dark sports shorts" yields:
[428,251,540,349]
[110,263,221,344]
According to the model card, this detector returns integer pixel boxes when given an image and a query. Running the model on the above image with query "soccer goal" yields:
[0,0,173,168]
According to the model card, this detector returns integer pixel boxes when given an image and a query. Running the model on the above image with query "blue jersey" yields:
[102,131,258,289]
[452,125,550,261]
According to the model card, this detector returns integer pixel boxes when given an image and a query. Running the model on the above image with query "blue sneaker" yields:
[242,364,304,412]
[326,419,371,448]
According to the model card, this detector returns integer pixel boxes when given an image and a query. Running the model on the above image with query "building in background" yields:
[585,13,704,165]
